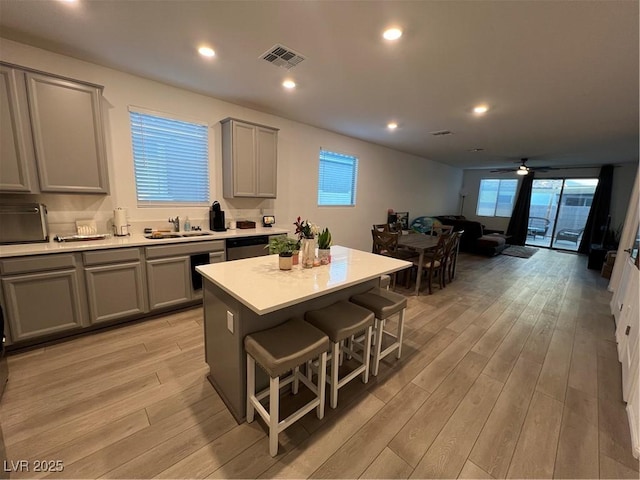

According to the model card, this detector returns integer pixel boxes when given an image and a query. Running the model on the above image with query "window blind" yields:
[477,179,517,217]
[130,110,210,205]
[317,149,358,206]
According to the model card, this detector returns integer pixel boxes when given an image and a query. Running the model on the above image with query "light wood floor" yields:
[1,249,639,479]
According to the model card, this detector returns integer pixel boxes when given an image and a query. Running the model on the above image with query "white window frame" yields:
[129,106,210,207]
[476,178,518,217]
[317,148,358,207]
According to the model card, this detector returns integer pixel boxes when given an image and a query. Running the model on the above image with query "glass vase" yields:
[301,237,316,268]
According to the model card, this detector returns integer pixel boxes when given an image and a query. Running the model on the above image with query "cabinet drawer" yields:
[0,253,76,275]
[145,240,225,259]
[83,248,141,266]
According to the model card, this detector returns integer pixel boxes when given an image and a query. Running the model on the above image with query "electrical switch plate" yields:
[226,311,234,334]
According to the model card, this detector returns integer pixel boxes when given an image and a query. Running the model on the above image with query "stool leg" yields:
[306,360,313,382]
[372,318,384,376]
[246,354,255,423]
[292,366,299,394]
[269,376,279,457]
[362,325,372,384]
[330,341,340,409]
[339,340,345,366]
[396,309,405,359]
[317,351,327,419]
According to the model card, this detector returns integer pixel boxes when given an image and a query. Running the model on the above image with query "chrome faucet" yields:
[168,216,180,232]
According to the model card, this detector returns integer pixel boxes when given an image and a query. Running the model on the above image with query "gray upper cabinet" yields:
[26,72,109,193]
[0,63,109,194]
[222,118,278,198]
[0,65,38,192]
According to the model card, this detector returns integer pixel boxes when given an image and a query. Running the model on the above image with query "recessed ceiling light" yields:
[387,122,398,130]
[282,80,296,89]
[473,105,489,114]
[58,0,78,3]
[198,47,215,58]
[383,28,403,41]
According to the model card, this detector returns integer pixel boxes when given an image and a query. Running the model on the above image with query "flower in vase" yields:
[293,217,319,239]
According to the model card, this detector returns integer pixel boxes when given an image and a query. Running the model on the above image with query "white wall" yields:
[0,38,463,252]
[461,163,638,233]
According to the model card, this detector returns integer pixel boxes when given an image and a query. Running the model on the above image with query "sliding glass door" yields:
[526,178,598,251]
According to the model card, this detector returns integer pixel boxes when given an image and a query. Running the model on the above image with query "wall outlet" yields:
[226,311,234,334]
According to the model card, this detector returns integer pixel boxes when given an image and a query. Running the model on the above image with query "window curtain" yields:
[578,164,614,254]
[506,172,535,246]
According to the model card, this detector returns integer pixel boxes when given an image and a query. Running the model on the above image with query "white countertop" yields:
[196,246,411,315]
[0,226,290,258]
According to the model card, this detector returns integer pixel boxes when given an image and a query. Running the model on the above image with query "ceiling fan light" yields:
[516,168,528,175]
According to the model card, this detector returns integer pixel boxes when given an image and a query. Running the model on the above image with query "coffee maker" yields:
[209,201,226,232]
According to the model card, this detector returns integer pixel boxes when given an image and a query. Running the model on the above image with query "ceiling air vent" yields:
[261,44,306,70]
[430,130,453,136]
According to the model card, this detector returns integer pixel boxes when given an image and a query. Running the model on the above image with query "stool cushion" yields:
[245,319,329,378]
[350,287,407,320]
[305,300,374,343]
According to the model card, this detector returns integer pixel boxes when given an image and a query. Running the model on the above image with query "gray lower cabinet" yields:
[1,254,85,341]
[146,256,192,310]
[0,63,109,194]
[83,248,147,324]
[145,240,225,310]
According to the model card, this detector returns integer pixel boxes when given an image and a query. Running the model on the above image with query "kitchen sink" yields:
[144,231,215,240]
[145,233,183,239]
[181,232,214,237]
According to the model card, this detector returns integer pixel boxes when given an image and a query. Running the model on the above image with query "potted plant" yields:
[317,228,332,264]
[267,236,299,270]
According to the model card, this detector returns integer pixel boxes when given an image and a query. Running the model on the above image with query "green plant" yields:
[266,236,299,256]
[317,228,332,249]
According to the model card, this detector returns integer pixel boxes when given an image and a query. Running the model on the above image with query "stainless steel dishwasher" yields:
[225,235,271,260]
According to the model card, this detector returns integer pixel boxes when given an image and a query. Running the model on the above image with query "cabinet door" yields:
[1,269,84,341]
[0,66,38,192]
[256,126,277,197]
[25,72,109,193]
[85,262,147,324]
[146,256,191,310]
[232,121,257,196]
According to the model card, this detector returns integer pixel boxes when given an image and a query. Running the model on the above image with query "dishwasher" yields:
[226,235,271,260]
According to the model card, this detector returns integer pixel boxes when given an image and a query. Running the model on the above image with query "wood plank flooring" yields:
[1,249,639,479]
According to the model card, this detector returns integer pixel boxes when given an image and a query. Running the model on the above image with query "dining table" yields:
[397,233,440,295]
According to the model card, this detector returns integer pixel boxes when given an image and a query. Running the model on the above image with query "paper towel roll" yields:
[114,208,128,236]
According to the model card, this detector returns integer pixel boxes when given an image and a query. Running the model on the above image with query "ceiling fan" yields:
[490,158,553,175]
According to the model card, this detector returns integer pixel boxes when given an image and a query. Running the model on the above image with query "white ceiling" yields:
[1,0,638,171]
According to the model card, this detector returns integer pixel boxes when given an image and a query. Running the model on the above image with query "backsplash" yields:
[0,194,282,236]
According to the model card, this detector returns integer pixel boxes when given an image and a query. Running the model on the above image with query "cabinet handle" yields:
[624,248,632,254]
[625,325,631,335]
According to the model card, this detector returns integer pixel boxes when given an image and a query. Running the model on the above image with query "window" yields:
[130,108,209,205]
[477,179,518,217]
[317,149,358,206]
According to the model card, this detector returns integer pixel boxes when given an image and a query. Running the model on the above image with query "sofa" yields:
[434,216,509,256]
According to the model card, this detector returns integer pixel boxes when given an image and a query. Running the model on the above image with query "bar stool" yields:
[245,318,329,457]
[350,287,407,376]
[305,300,375,409]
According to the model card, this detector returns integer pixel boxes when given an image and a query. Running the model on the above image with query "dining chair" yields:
[431,224,454,236]
[443,230,464,285]
[411,232,451,294]
[372,224,390,232]
[371,230,416,287]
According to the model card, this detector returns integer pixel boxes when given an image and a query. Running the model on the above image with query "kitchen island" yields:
[196,245,411,422]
